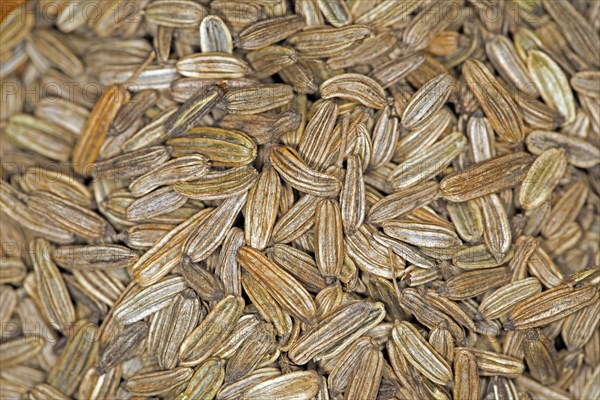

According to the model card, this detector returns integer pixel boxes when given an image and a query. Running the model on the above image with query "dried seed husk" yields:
[6,114,76,162]
[0,335,45,368]
[158,288,202,370]
[225,322,276,382]
[389,132,466,190]
[314,198,344,280]
[173,166,258,201]
[542,0,600,69]
[181,357,225,399]
[164,84,225,138]
[72,84,130,176]
[52,244,139,271]
[479,194,512,262]
[287,25,373,58]
[181,257,225,301]
[457,347,525,378]
[447,200,484,243]
[368,180,440,225]
[224,84,294,114]
[342,340,383,400]
[402,73,455,130]
[561,297,600,351]
[31,238,76,331]
[345,225,405,279]
[241,272,294,347]
[542,179,589,238]
[382,220,461,249]
[92,145,172,181]
[126,186,188,222]
[176,52,251,79]
[246,45,297,79]
[47,321,99,396]
[169,127,256,167]
[217,227,244,297]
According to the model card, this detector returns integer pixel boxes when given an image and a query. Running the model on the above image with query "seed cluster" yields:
[1,0,599,399]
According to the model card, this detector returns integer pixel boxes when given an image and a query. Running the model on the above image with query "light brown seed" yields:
[463,59,525,143]
[440,152,534,202]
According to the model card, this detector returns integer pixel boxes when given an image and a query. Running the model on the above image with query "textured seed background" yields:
[1,0,599,399]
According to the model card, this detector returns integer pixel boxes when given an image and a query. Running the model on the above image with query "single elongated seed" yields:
[47,322,99,396]
[314,198,344,280]
[525,130,600,168]
[72,85,130,176]
[391,321,453,385]
[173,166,258,201]
[179,295,244,366]
[238,246,317,324]
[402,73,455,130]
[244,167,281,250]
[440,152,534,202]
[31,238,76,331]
[176,52,251,79]
[528,50,576,124]
[183,193,247,262]
[200,15,232,54]
[270,145,341,197]
[96,321,148,375]
[288,300,384,364]
[52,244,139,271]
[463,59,524,143]
[113,276,188,324]
[478,277,542,320]
[320,73,388,109]
[519,148,567,210]
[164,84,225,138]
[131,208,212,286]
[389,132,466,190]
[522,329,558,384]
[124,367,193,396]
[505,281,599,330]
[236,15,305,50]
[224,84,294,114]
[454,349,479,400]
[241,371,320,400]
[145,0,207,28]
